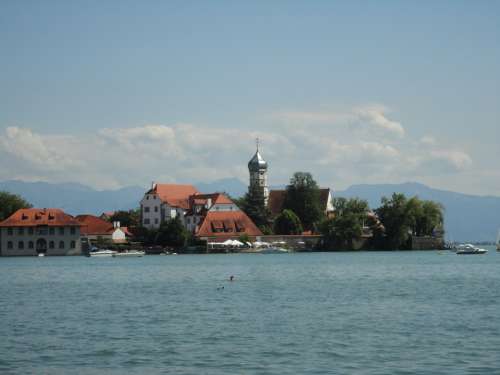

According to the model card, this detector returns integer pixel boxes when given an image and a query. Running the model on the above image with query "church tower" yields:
[248,139,269,205]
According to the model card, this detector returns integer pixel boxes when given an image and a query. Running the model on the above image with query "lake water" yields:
[1,248,500,374]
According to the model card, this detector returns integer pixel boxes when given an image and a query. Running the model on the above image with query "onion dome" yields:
[248,150,267,171]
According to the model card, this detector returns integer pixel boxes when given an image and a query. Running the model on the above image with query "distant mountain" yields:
[195,178,247,198]
[2,179,499,242]
[336,182,500,243]
[0,180,145,216]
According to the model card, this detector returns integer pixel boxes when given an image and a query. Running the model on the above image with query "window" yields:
[49,227,55,235]
[153,195,157,200]
[49,241,55,249]
[7,228,13,235]
[70,241,76,249]
[144,218,150,225]
[28,227,34,235]
[154,218,158,224]
[28,241,34,249]
[7,241,13,249]
[59,241,64,249]
[144,207,150,213]
[18,241,24,249]
[59,227,64,235]
[154,206,158,212]
[18,227,24,235]
[70,227,76,235]
[146,195,149,200]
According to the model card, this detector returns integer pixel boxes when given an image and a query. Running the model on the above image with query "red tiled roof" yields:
[0,208,82,227]
[189,192,234,207]
[148,184,200,209]
[75,215,114,235]
[268,188,332,217]
[196,211,262,238]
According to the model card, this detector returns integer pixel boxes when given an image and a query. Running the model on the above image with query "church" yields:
[246,141,334,219]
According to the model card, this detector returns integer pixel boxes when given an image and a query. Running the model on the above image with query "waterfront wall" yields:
[411,236,444,250]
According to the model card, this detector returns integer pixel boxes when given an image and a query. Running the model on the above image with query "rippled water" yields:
[1,249,500,374]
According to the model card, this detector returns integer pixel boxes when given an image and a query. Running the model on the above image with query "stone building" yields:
[0,208,82,256]
[248,142,269,205]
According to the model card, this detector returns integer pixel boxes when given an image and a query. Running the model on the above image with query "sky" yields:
[1,1,499,195]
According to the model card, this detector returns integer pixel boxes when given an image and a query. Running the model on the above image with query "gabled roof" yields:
[196,211,262,238]
[0,208,81,227]
[75,215,114,235]
[147,184,200,209]
[188,192,235,209]
[268,188,332,217]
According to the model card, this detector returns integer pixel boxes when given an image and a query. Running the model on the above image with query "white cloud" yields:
[0,107,475,192]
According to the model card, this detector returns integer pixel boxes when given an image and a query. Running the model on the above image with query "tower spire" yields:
[256,137,259,152]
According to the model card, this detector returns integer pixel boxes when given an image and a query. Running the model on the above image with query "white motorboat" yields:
[89,249,117,257]
[257,247,289,254]
[37,253,45,257]
[454,244,488,255]
[112,250,145,257]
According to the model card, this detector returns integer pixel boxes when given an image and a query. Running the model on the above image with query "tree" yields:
[375,193,411,249]
[156,217,188,248]
[108,209,140,227]
[320,198,369,250]
[239,185,272,233]
[283,172,323,231]
[375,193,444,249]
[274,209,303,235]
[0,191,32,221]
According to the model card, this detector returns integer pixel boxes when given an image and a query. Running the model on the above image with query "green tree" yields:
[375,193,411,249]
[283,172,323,231]
[320,197,369,249]
[375,194,444,249]
[0,191,32,221]
[274,209,303,235]
[108,209,140,227]
[156,217,188,248]
[239,186,272,233]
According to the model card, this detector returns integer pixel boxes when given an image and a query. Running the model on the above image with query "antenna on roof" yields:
[256,137,259,152]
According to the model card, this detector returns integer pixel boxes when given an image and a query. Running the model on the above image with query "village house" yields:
[75,214,132,244]
[184,192,262,240]
[140,183,199,229]
[0,208,82,256]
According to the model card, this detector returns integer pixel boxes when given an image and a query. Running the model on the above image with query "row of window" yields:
[143,206,159,213]
[5,227,77,236]
[143,218,159,225]
[6,240,76,250]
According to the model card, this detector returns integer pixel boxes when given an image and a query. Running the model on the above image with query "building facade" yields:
[0,208,82,256]
[140,183,200,229]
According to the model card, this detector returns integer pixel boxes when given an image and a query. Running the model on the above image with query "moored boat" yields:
[89,249,117,257]
[496,230,500,251]
[454,244,488,255]
[112,250,145,257]
[257,247,289,254]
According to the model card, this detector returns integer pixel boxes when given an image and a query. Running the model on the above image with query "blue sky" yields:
[1,1,499,195]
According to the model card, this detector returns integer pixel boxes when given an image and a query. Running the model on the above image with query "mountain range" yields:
[1,179,499,242]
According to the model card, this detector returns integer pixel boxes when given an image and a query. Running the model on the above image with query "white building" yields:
[140,183,200,229]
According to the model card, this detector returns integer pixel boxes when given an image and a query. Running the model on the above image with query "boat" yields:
[257,247,289,254]
[112,250,145,257]
[89,249,117,257]
[496,230,500,251]
[37,253,45,257]
[454,244,488,255]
